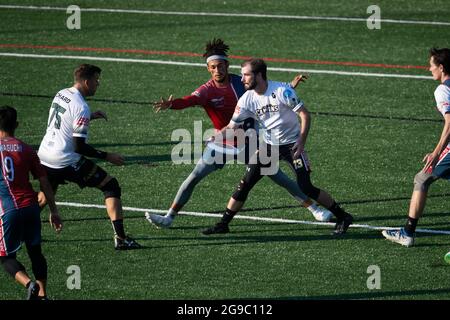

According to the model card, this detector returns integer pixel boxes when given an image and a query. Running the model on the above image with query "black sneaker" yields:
[333,213,353,235]
[202,222,230,235]
[26,281,40,300]
[114,236,142,250]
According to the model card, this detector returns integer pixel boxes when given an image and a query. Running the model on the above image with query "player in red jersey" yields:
[146,39,333,228]
[0,106,62,300]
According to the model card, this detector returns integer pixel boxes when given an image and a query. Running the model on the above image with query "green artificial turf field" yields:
[0,0,449,300]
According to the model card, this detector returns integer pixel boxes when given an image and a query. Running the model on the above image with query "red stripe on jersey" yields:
[76,117,90,127]
[425,146,450,174]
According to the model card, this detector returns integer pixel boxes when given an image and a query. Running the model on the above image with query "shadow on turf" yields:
[270,287,450,300]
[124,155,172,164]
[93,142,177,148]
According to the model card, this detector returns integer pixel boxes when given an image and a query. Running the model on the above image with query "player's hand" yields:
[49,212,63,233]
[290,74,308,89]
[106,152,125,166]
[292,138,305,159]
[91,110,108,121]
[153,95,173,112]
[422,151,439,173]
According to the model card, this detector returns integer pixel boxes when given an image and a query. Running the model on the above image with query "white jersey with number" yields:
[38,87,91,169]
[230,80,304,145]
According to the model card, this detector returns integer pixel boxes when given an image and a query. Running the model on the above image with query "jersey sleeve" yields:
[170,94,203,109]
[170,84,208,109]
[280,86,304,112]
[28,147,47,179]
[72,104,90,138]
[230,94,256,126]
[435,85,450,115]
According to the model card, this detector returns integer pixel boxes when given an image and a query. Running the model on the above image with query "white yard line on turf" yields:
[0,53,432,80]
[1,5,450,26]
[56,201,450,235]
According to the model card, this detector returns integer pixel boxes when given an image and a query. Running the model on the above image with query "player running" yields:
[37,64,141,250]
[202,58,354,235]
[0,106,62,299]
[383,48,450,247]
[146,39,333,228]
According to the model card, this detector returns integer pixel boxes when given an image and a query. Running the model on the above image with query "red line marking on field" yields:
[0,43,428,70]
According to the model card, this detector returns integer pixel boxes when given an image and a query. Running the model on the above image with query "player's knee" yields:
[413,171,434,192]
[27,245,47,280]
[232,180,251,202]
[100,177,121,199]
[0,256,26,278]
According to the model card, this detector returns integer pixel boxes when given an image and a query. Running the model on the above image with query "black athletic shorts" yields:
[43,157,108,190]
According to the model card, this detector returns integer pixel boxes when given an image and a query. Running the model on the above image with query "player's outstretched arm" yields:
[290,74,308,89]
[73,137,124,165]
[39,176,63,233]
[153,95,174,112]
[106,152,125,166]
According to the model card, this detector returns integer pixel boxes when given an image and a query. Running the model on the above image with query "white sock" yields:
[306,203,319,213]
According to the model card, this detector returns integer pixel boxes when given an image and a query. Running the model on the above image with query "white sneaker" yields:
[382,228,415,247]
[145,212,173,228]
[311,207,333,222]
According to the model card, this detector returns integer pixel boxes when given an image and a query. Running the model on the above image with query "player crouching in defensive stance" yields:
[0,106,62,299]
[383,48,450,247]
[202,59,354,236]
[37,64,140,250]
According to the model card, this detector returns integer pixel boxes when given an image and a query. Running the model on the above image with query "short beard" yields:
[246,80,257,90]
[216,75,226,83]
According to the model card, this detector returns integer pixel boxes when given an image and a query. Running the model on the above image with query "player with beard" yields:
[146,39,333,228]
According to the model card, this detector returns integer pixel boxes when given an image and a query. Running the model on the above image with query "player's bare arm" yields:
[290,74,308,89]
[73,137,123,165]
[211,121,239,143]
[294,107,311,158]
[423,113,450,172]
[153,94,174,112]
[106,152,125,166]
[39,176,63,233]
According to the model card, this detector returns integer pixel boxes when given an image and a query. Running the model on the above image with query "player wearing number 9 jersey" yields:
[0,106,61,299]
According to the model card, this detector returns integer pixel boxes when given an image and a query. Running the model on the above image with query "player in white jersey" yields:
[383,48,450,247]
[202,58,354,235]
[146,39,332,229]
[37,64,141,250]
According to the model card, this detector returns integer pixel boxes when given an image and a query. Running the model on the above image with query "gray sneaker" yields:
[382,228,415,247]
[311,207,333,222]
[145,212,173,228]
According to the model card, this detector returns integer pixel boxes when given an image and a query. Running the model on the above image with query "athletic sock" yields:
[328,202,346,220]
[167,208,177,219]
[220,208,237,225]
[306,203,319,212]
[112,219,126,239]
[404,217,418,236]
